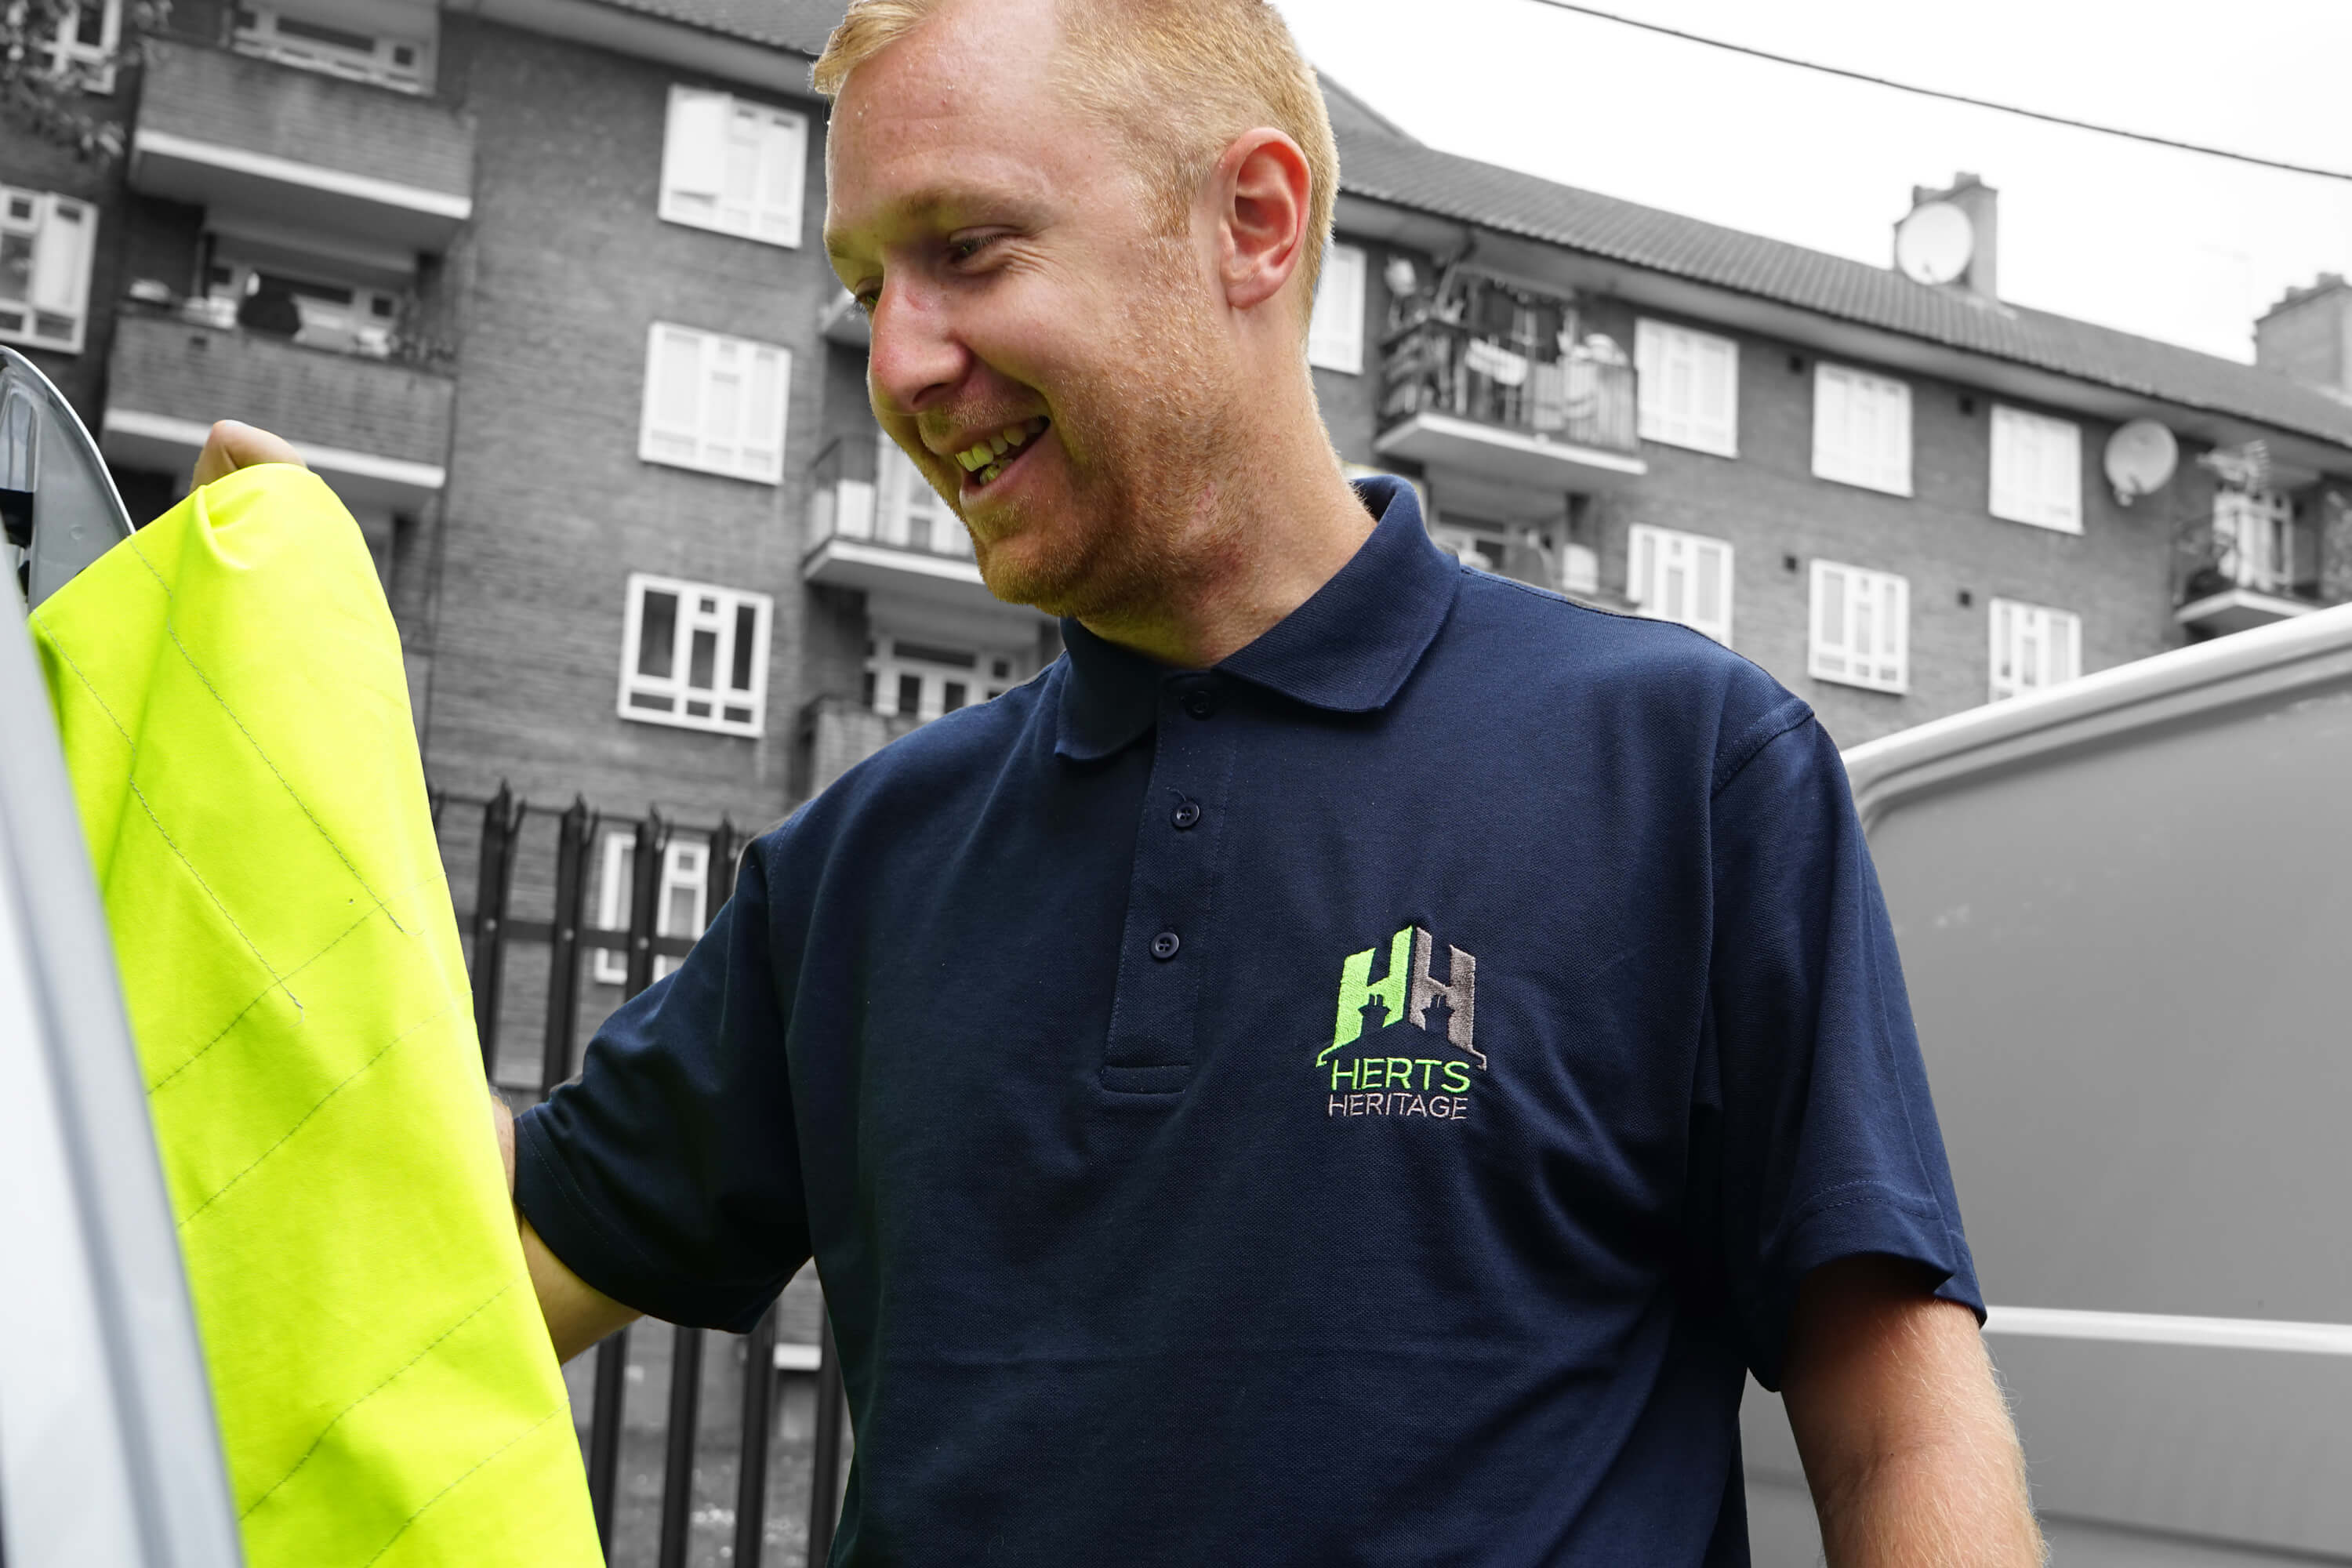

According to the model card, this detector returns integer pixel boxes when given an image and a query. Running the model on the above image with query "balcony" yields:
[804,430,1042,622]
[1375,289,1645,496]
[797,695,922,800]
[2173,487,2347,637]
[101,303,452,510]
[129,38,474,255]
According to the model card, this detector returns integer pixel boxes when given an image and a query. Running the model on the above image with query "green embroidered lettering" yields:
[1361,1057,1385,1089]
[1324,925,1412,1064]
[1385,1058,1414,1091]
[1329,1057,1361,1091]
[1415,1058,1442,1091]
[1441,1061,1471,1094]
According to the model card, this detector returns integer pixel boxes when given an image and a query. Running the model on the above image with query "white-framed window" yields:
[659,85,808,249]
[617,573,771,737]
[1809,560,1909,693]
[592,833,708,985]
[1989,405,2083,533]
[1988,598,2081,702]
[1626,524,1734,644]
[38,0,122,91]
[1308,241,1367,374]
[863,633,1032,720]
[1633,318,1738,457]
[1813,363,1912,495]
[2215,488,2295,593]
[0,186,95,354]
[231,4,432,92]
[874,433,967,557]
[641,322,789,483]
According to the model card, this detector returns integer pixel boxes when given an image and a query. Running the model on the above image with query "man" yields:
[205,1,2044,1560]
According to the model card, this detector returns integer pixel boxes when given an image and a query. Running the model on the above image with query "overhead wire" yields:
[1519,0,2352,184]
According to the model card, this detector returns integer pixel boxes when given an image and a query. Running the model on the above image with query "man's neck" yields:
[1074,423,1376,670]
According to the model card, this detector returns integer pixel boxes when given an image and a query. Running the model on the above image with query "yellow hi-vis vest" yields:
[31,464,601,1567]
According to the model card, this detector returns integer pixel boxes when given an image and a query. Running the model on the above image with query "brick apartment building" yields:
[11,0,2352,1000]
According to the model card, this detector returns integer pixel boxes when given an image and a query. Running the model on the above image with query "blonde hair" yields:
[812,0,1341,316]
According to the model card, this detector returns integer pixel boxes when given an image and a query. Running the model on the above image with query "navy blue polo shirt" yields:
[516,476,1980,1566]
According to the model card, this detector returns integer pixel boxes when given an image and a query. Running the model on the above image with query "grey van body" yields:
[1744,601,2352,1565]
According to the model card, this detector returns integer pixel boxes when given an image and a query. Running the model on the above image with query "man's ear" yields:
[1215,128,1315,317]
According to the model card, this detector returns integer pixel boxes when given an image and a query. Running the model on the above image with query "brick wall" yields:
[107,311,456,461]
[0,73,136,419]
[1316,234,2186,748]
[137,37,475,201]
[423,17,836,826]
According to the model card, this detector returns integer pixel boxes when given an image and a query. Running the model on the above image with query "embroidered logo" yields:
[1316,925,1483,1122]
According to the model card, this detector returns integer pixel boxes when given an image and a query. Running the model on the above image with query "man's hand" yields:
[193,420,306,488]
[488,1084,641,1361]
[1782,1255,2045,1566]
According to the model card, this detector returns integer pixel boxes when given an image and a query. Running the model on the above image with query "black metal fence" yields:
[434,786,846,1568]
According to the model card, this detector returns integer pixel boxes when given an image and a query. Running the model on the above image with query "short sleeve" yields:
[513,844,809,1334]
[1704,710,1981,1390]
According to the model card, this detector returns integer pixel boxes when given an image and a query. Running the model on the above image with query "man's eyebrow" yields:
[824,183,1047,263]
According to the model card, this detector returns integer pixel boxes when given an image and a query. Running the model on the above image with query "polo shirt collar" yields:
[1055,476,1458,760]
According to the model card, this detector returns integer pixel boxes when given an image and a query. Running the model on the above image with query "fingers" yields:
[192,420,307,488]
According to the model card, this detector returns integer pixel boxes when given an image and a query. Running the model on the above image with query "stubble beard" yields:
[959,256,1250,625]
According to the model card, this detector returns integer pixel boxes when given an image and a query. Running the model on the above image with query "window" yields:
[203,252,403,358]
[1809,561,1909,693]
[1989,405,2082,533]
[659,86,808,249]
[866,633,1030,721]
[641,323,789,483]
[1988,599,2081,702]
[592,833,708,985]
[2215,488,2295,593]
[1813,364,1912,495]
[231,5,431,92]
[874,432,967,557]
[1634,319,1737,456]
[1626,524,1734,644]
[38,0,122,91]
[1308,241,1367,374]
[0,186,95,354]
[617,574,771,737]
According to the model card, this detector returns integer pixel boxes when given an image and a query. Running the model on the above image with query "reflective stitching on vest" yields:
[122,528,411,935]
[176,996,461,1228]
[240,1275,524,1518]
[356,1404,571,1568]
[33,604,307,1018]
[144,868,443,1096]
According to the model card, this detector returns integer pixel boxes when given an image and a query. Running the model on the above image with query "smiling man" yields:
[479,0,2042,1561]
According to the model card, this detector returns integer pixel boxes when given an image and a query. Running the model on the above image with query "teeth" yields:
[979,462,1004,484]
[988,434,1010,456]
[1000,424,1027,448]
[1026,416,1048,435]
[956,445,991,470]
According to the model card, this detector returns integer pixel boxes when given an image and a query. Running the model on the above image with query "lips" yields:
[953,416,1051,489]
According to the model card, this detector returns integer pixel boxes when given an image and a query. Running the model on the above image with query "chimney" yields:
[1902,172,1999,302]
[2256,274,2352,403]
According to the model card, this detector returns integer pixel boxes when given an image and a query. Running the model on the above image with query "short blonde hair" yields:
[812,0,1341,315]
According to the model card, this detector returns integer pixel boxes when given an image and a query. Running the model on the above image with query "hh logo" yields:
[1316,925,1483,1123]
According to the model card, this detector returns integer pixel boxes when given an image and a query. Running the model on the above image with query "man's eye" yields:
[854,292,879,317]
[947,236,993,263]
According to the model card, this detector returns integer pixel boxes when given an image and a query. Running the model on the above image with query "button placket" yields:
[1098,676,1237,1094]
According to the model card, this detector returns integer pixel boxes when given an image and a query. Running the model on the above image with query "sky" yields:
[1272,0,2352,365]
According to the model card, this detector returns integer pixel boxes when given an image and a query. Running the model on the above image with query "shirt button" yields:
[1150,930,1181,960]
[1182,688,1217,720]
[1171,800,1201,829]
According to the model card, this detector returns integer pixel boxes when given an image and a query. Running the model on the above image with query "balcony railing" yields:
[805,432,972,562]
[1381,315,1640,458]
[795,695,924,800]
[130,37,474,252]
[101,306,453,508]
[2173,488,2348,637]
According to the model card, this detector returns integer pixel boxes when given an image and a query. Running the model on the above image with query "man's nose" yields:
[866,281,968,417]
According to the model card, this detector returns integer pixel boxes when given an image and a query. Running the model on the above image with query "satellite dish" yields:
[1894,201,1974,286]
[2103,418,2180,505]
